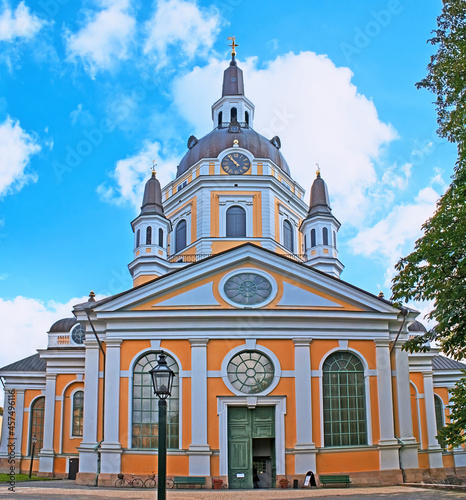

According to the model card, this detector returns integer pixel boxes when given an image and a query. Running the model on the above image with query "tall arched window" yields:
[310,229,316,247]
[136,229,140,248]
[218,111,223,127]
[29,397,45,455]
[158,228,164,247]
[283,220,294,252]
[231,107,237,122]
[226,206,246,238]
[323,227,329,245]
[132,352,179,449]
[175,220,187,253]
[245,111,249,125]
[323,352,367,447]
[72,390,84,437]
[434,394,446,448]
[146,226,152,245]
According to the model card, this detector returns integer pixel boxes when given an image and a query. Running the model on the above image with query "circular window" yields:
[227,351,274,394]
[71,324,85,344]
[223,272,273,306]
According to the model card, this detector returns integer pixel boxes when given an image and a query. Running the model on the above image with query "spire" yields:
[307,168,331,216]
[141,168,165,216]
[222,37,244,96]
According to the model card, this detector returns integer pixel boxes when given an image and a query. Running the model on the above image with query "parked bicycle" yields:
[115,473,144,488]
[144,472,174,489]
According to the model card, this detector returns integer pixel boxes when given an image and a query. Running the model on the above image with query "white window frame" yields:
[219,196,254,238]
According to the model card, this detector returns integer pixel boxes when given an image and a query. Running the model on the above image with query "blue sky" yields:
[0,0,455,370]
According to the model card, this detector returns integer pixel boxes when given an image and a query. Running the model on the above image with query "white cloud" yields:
[97,141,178,210]
[0,1,45,42]
[0,116,41,197]
[64,0,136,78]
[172,52,397,226]
[144,0,222,69]
[348,186,440,287]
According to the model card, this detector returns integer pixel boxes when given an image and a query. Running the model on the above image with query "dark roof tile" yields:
[0,353,46,372]
[433,355,466,371]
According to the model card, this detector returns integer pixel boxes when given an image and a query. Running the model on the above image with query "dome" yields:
[49,317,78,333]
[408,320,427,333]
[141,171,164,216]
[306,172,332,217]
[176,127,290,178]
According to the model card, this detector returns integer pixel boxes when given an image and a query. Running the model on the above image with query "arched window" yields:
[304,234,307,251]
[333,231,337,249]
[231,107,237,122]
[434,394,446,448]
[158,228,164,247]
[146,226,152,245]
[175,220,187,253]
[132,352,179,449]
[245,111,249,125]
[283,220,294,252]
[311,229,316,247]
[323,227,329,245]
[136,229,140,248]
[218,111,222,127]
[72,390,84,437]
[29,397,45,455]
[226,206,246,238]
[323,352,367,447]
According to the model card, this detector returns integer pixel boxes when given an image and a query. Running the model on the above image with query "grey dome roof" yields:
[141,172,165,216]
[306,172,332,217]
[176,127,290,178]
[49,317,78,333]
[408,320,427,333]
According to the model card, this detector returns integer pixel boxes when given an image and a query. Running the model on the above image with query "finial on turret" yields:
[89,291,96,302]
[228,36,239,57]
[316,162,321,178]
[152,159,157,177]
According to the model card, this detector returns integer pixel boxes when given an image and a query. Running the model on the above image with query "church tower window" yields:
[245,110,249,125]
[132,352,179,449]
[218,111,223,127]
[72,390,84,437]
[158,228,164,247]
[175,220,187,253]
[323,352,367,447]
[333,231,337,249]
[146,226,152,245]
[311,229,316,247]
[323,227,328,245]
[136,229,140,248]
[231,107,237,122]
[29,397,45,455]
[226,206,246,238]
[283,220,294,252]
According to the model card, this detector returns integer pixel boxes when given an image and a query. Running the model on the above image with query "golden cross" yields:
[152,160,157,177]
[316,162,321,177]
[227,36,239,56]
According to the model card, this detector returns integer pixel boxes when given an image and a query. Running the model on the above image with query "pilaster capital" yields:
[190,338,209,347]
[45,373,57,382]
[105,339,123,348]
[423,372,434,379]
[374,339,391,348]
[293,338,313,347]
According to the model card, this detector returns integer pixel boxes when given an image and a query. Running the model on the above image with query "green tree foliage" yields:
[391,1,466,449]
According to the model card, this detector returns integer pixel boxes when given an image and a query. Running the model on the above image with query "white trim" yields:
[220,343,282,396]
[127,347,183,451]
[218,268,278,309]
[318,346,373,447]
[217,396,287,476]
[219,197,254,238]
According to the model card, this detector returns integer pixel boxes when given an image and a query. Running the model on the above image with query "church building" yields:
[1,46,465,488]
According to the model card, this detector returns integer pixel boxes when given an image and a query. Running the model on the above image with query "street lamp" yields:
[29,435,38,478]
[149,352,175,500]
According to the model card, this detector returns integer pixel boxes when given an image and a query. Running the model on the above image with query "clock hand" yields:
[228,155,240,167]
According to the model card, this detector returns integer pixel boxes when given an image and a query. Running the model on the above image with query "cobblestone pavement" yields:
[0,482,465,500]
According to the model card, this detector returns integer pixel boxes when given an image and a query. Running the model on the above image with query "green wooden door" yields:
[228,406,274,489]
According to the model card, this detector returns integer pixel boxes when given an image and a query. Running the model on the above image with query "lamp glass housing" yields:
[149,352,175,399]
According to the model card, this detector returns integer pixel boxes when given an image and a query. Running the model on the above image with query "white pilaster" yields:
[394,346,418,469]
[0,392,10,457]
[375,340,399,469]
[100,339,122,473]
[423,372,443,468]
[39,374,56,473]
[78,342,100,474]
[14,390,25,459]
[188,338,211,476]
[293,338,316,473]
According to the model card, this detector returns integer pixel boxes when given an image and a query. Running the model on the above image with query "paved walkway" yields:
[0,482,465,500]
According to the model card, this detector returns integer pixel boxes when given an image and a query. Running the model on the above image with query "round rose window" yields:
[227,351,274,394]
[223,272,273,306]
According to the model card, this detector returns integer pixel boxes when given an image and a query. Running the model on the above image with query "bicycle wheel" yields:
[166,478,174,489]
[132,478,144,488]
[144,478,156,488]
[115,478,125,488]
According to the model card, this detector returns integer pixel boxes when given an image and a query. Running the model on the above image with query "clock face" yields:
[221,153,251,175]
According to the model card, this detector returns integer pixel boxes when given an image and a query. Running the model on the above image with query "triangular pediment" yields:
[88,244,399,316]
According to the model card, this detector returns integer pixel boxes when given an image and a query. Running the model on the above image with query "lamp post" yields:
[149,352,175,500]
[29,435,37,478]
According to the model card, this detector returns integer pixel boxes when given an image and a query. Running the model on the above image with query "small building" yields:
[0,51,465,488]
